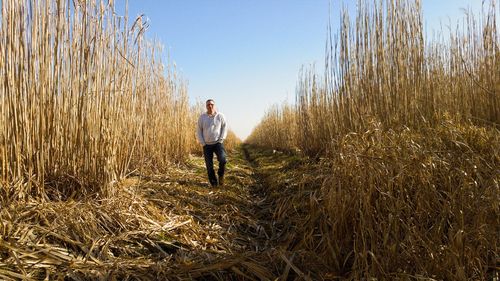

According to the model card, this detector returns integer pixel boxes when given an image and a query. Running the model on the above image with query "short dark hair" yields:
[206,99,215,104]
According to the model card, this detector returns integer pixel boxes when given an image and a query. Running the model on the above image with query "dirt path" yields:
[128,144,282,279]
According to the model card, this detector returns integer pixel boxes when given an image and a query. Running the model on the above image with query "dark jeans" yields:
[203,142,227,186]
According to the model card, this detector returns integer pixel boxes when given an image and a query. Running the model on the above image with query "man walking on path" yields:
[196,99,228,187]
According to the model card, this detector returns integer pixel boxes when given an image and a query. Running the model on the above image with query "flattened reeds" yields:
[0,147,280,280]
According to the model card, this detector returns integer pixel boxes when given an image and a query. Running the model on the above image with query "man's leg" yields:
[214,143,227,186]
[203,144,217,186]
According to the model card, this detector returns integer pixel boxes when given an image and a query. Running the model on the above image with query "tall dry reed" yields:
[248,0,499,155]
[248,0,499,279]
[247,103,296,151]
[0,0,191,201]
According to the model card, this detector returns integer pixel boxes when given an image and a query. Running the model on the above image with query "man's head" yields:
[206,99,216,115]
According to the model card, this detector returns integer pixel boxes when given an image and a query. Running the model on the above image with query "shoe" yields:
[218,176,224,186]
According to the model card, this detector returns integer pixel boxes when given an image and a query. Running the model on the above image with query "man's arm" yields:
[196,116,206,146]
[219,114,228,142]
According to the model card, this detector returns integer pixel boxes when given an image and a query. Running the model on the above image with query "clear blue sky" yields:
[116,1,488,140]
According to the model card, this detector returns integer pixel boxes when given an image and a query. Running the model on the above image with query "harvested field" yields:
[1,138,498,280]
[0,146,313,280]
[0,141,379,281]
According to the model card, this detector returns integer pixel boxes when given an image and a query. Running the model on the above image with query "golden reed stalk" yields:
[248,0,499,279]
[0,0,192,201]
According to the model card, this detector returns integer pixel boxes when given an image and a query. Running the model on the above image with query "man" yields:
[196,99,228,187]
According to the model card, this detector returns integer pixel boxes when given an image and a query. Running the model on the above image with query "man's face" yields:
[206,101,215,114]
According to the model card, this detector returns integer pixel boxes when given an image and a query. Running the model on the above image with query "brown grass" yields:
[248,0,499,153]
[246,121,499,280]
[0,0,194,201]
[247,0,499,279]
[0,148,277,280]
[0,2,255,278]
